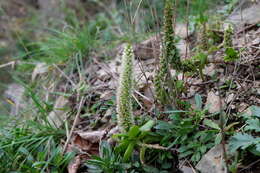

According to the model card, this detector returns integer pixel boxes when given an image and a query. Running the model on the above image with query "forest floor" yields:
[0,0,260,173]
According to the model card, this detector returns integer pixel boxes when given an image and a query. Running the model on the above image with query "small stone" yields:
[180,165,194,173]
[4,83,25,115]
[206,91,223,113]
[196,144,227,173]
[226,2,260,28]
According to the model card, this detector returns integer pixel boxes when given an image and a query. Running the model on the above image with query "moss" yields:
[116,44,135,132]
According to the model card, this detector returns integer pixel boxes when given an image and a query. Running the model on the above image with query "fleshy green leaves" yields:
[251,106,260,118]
[229,133,260,155]
[223,24,240,62]
[229,105,260,156]
[245,119,260,132]
[224,47,239,62]
[114,121,155,162]
[195,94,203,110]
[203,119,220,130]
[139,120,155,132]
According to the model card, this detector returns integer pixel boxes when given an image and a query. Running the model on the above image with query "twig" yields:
[63,96,85,154]
[236,22,259,34]
[136,57,155,100]
[138,143,177,152]
[132,93,144,110]
[134,89,153,103]
[53,64,76,87]
[187,161,197,173]
[187,80,216,86]
[0,61,16,69]
[239,159,260,172]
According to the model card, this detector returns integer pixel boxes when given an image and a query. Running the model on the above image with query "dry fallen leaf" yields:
[77,130,106,143]
[67,155,81,173]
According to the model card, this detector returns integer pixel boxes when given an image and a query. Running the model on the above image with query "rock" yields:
[196,144,227,173]
[133,28,190,60]
[47,96,70,128]
[4,83,25,115]
[180,165,194,173]
[177,39,190,57]
[226,1,260,28]
[175,23,191,39]
[205,91,225,113]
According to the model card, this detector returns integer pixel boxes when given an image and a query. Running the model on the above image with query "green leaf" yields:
[245,119,260,132]
[154,121,172,130]
[162,162,172,169]
[163,110,188,114]
[143,165,160,173]
[32,161,47,168]
[178,146,189,153]
[215,133,222,145]
[224,122,239,131]
[224,47,239,62]
[199,145,207,154]
[203,119,220,130]
[195,52,207,67]
[191,152,201,162]
[179,150,193,158]
[256,143,260,153]
[229,133,256,153]
[140,120,155,132]
[251,106,260,118]
[249,144,260,156]
[123,142,135,162]
[128,126,140,138]
[195,94,202,110]
[139,146,146,164]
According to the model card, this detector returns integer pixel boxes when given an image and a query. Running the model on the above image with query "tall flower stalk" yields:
[223,24,233,48]
[154,45,168,104]
[155,0,180,104]
[164,0,181,70]
[116,43,135,132]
